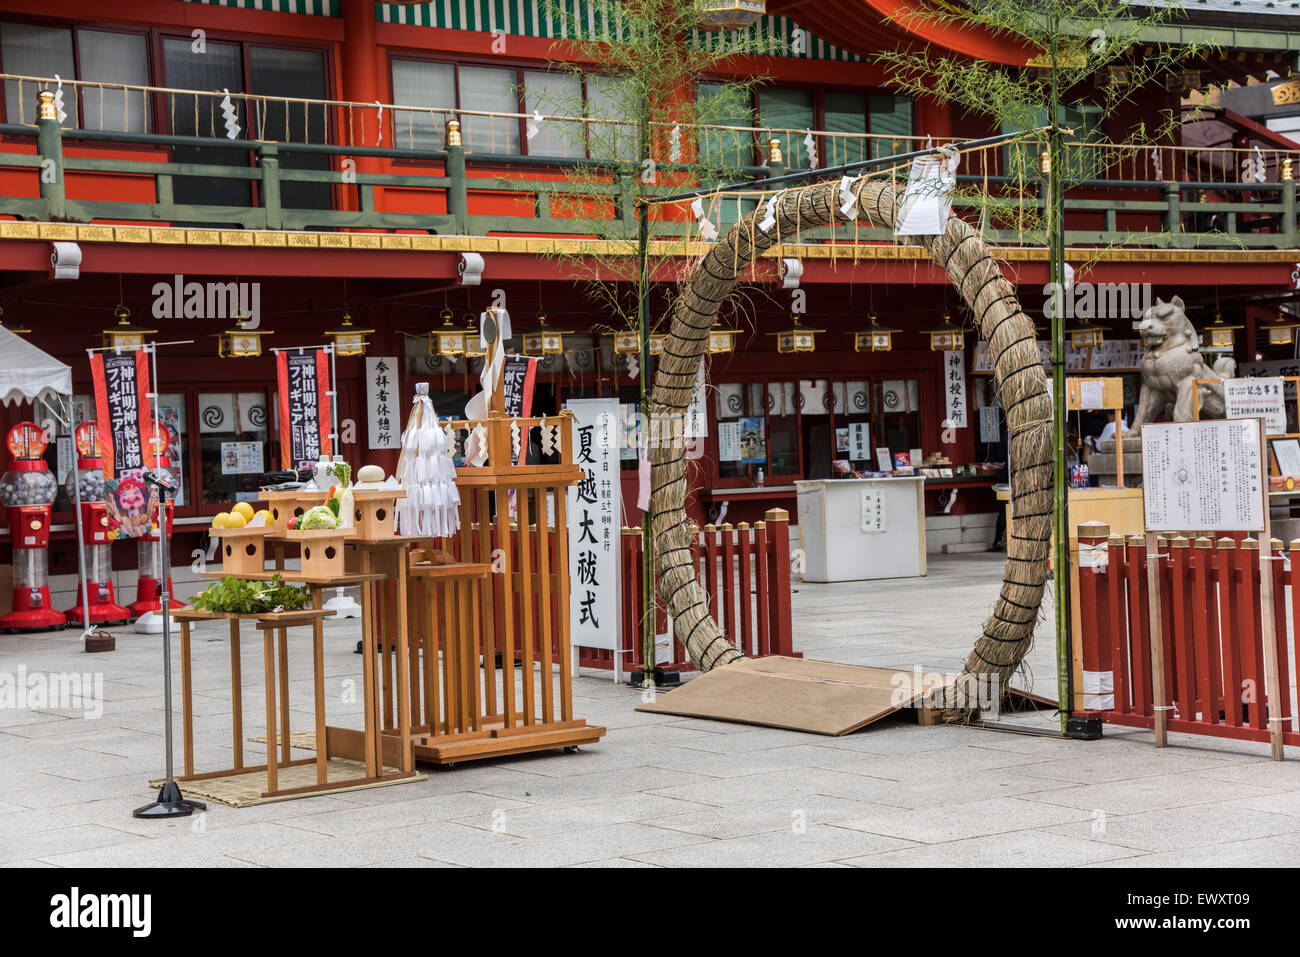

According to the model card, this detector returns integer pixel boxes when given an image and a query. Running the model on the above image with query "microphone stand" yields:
[133,470,206,819]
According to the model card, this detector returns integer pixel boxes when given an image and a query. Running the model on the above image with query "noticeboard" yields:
[1141,418,1266,532]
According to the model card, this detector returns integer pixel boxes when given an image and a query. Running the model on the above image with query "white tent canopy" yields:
[0,325,72,408]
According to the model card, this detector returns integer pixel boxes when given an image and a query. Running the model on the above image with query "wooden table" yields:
[197,569,412,783]
[171,607,360,800]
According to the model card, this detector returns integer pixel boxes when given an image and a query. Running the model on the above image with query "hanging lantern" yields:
[649,333,667,355]
[1067,318,1109,350]
[462,313,488,359]
[102,304,156,351]
[770,315,822,354]
[1267,310,1300,346]
[852,312,901,352]
[697,0,765,30]
[707,321,738,354]
[325,311,374,357]
[613,328,641,354]
[1201,310,1243,353]
[428,307,466,357]
[523,311,571,355]
[215,315,271,357]
[923,312,965,351]
[1165,68,1202,94]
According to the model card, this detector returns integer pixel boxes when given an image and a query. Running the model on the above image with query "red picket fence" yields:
[578,508,797,672]
[1076,523,1299,748]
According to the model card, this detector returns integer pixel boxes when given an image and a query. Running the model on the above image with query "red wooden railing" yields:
[578,507,797,672]
[1076,523,1299,749]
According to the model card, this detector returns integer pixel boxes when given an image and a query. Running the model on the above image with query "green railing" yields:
[1,112,1296,250]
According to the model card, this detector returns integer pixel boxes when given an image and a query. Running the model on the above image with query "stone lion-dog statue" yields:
[1131,296,1235,431]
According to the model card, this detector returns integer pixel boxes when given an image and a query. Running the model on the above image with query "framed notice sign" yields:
[1141,418,1266,532]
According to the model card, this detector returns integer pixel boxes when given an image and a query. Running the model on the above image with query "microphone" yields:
[141,470,175,498]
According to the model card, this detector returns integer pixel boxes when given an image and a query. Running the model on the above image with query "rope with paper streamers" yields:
[395,384,461,539]
[647,171,1054,717]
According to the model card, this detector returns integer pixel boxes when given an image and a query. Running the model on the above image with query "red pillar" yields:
[340,0,385,213]
[914,96,953,140]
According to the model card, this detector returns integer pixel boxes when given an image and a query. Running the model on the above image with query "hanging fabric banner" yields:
[276,348,333,469]
[501,354,538,418]
[89,350,151,478]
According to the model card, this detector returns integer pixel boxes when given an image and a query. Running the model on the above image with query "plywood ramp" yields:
[636,657,955,735]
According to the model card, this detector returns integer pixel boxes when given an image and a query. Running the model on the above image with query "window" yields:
[524,69,584,158]
[163,38,247,210]
[392,58,639,160]
[696,82,753,170]
[197,391,271,506]
[0,22,149,132]
[758,88,814,170]
[248,45,331,210]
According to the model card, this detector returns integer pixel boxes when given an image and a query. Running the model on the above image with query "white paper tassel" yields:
[220,89,240,139]
[691,197,718,242]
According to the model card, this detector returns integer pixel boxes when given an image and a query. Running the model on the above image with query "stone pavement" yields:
[2,553,1298,868]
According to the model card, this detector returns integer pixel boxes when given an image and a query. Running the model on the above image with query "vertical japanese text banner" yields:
[90,350,151,478]
[365,356,400,450]
[276,348,333,469]
[565,398,621,652]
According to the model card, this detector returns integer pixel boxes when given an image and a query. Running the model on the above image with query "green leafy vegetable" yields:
[189,573,311,614]
[328,462,351,488]
[327,496,340,519]
[300,505,338,530]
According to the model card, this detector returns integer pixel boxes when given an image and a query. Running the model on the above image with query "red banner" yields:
[276,348,333,469]
[89,350,151,478]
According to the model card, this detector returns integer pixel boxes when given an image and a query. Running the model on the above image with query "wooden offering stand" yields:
[383,380,606,765]
[210,524,274,575]
[284,526,354,578]
[352,487,405,538]
[262,489,309,535]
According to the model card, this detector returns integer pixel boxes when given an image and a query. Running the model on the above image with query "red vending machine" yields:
[0,422,65,631]
[129,426,184,618]
[64,422,130,625]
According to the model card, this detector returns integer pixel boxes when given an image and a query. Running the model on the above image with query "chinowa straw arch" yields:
[647,177,1054,707]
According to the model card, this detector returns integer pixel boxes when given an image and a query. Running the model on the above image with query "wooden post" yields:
[1145,530,1169,747]
[1257,513,1286,760]
[1114,410,1124,488]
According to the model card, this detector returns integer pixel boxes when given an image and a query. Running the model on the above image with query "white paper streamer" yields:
[374,101,384,146]
[52,75,68,124]
[625,353,639,380]
[526,110,544,141]
[220,89,240,139]
[668,123,682,163]
[803,131,818,169]
[759,189,784,233]
[395,393,461,539]
[838,175,859,220]
[1242,146,1266,184]
[691,197,718,241]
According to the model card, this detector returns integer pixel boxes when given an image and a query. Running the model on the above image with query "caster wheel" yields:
[354,640,363,654]
[563,746,579,754]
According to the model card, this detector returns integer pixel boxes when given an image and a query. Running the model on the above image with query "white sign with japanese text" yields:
[685,364,708,438]
[1223,377,1287,436]
[365,357,400,449]
[943,350,968,428]
[1141,418,1265,532]
[565,398,621,651]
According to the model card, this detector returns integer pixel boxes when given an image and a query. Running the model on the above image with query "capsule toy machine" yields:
[0,422,65,630]
[129,426,183,618]
[64,422,130,625]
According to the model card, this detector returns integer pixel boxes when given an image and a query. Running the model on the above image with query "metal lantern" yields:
[852,312,901,352]
[613,329,641,354]
[707,321,738,354]
[1268,311,1300,346]
[429,307,466,357]
[325,311,374,357]
[523,311,571,355]
[1067,319,1109,350]
[770,315,822,354]
[923,313,965,351]
[462,313,488,359]
[1202,310,1243,353]
[216,316,271,357]
[1165,69,1202,94]
[102,305,156,351]
[697,0,765,30]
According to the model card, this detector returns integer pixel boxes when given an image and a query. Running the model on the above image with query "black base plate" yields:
[132,780,207,819]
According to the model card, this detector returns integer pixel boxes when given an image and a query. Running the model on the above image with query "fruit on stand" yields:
[232,502,255,523]
[212,511,231,529]
[224,510,248,529]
